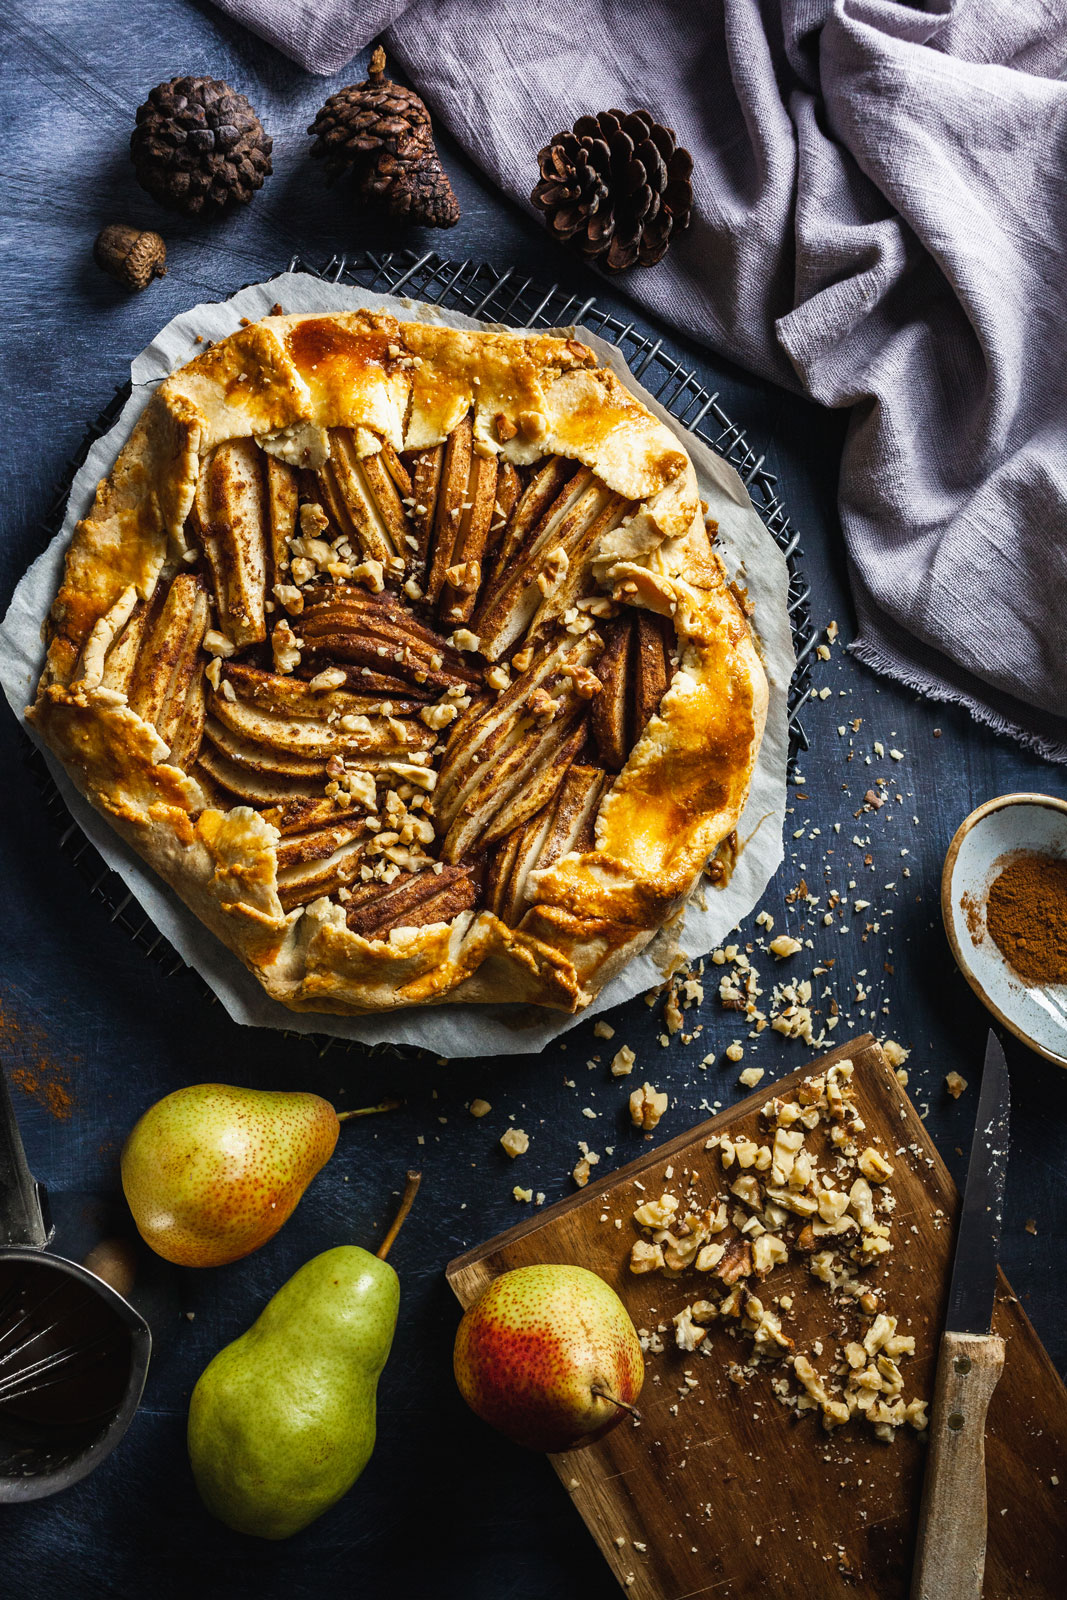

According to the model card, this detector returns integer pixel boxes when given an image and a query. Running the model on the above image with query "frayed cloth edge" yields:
[848,636,1067,767]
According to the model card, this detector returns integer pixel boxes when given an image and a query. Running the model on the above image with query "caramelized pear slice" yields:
[208,690,431,760]
[485,827,524,921]
[591,614,632,771]
[277,837,366,911]
[264,454,299,590]
[319,429,396,567]
[202,719,329,779]
[194,440,268,647]
[196,746,327,806]
[481,460,522,579]
[260,797,356,836]
[276,818,367,873]
[360,447,412,560]
[473,470,612,659]
[441,709,585,863]
[426,414,474,604]
[222,662,424,720]
[631,610,673,734]
[487,456,578,579]
[128,572,209,735]
[345,864,476,939]
[166,666,207,770]
[407,443,445,578]
[379,439,413,501]
[438,446,500,626]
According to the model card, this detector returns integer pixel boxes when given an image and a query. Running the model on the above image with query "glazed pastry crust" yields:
[29,311,768,1016]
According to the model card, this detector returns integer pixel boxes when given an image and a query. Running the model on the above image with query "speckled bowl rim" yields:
[941,792,1067,1068]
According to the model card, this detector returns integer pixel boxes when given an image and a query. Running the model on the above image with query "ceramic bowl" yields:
[942,793,1067,1066]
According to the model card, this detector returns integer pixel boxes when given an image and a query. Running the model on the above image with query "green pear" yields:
[454,1264,644,1452]
[121,1084,397,1268]
[188,1172,420,1539]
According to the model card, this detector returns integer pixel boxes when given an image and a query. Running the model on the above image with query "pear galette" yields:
[29,311,767,1016]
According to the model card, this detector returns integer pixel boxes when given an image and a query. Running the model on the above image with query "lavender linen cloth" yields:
[216,0,1067,760]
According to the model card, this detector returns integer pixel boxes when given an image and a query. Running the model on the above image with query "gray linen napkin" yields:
[214,0,1067,761]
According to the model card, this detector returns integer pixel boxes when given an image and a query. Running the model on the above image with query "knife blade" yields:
[911,1029,1010,1600]
[945,1030,1011,1336]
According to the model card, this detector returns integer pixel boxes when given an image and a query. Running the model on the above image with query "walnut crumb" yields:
[629,1083,668,1130]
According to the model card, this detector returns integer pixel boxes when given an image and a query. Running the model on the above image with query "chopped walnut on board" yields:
[625,1059,927,1443]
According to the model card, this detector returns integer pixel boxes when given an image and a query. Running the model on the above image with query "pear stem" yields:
[590,1385,642,1424]
[376,1170,421,1260]
[336,1097,402,1123]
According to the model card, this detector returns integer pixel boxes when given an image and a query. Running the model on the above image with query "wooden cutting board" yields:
[447,1035,1067,1599]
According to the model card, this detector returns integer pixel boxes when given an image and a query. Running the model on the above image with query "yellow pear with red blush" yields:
[453,1264,644,1452]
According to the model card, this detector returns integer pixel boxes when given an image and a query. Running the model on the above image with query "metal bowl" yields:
[942,792,1067,1067]
[0,1247,151,1502]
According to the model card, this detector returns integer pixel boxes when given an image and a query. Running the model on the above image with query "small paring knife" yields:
[910,1030,1010,1600]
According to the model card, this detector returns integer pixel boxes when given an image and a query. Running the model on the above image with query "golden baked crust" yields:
[29,310,768,1016]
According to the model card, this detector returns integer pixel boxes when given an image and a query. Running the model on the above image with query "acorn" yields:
[93,224,168,292]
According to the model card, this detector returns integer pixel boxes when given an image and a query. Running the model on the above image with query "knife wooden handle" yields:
[911,1329,1006,1600]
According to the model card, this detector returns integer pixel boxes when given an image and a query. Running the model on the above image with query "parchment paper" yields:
[0,273,794,1056]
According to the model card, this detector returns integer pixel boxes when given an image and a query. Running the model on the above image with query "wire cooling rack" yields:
[27,250,816,1009]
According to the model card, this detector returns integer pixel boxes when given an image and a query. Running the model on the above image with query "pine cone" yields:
[130,76,272,217]
[532,110,693,271]
[307,47,460,229]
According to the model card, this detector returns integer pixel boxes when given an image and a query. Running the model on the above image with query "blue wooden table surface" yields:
[1,4,1064,1597]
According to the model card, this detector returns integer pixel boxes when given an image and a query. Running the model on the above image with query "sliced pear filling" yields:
[196,746,329,805]
[473,468,630,659]
[264,453,299,591]
[299,587,481,694]
[98,599,149,695]
[277,833,367,911]
[487,764,606,926]
[434,636,592,816]
[417,414,502,627]
[207,688,432,761]
[165,413,687,937]
[316,428,410,573]
[344,864,477,940]
[220,662,425,720]
[591,608,676,771]
[406,442,445,581]
[202,720,331,779]
[192,439,273,647]
[120,571,210,764]
[435,636,603,863]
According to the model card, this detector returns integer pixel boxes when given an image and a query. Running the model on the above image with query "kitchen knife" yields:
[910,1030,1010,1600]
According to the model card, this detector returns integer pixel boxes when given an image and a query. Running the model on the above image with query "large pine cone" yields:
[130,76,273,217]
[307,47,460,229]
[532,110,693,271]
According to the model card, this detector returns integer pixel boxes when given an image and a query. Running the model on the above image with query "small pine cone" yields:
[307,47,460,229]
[532,110,693,271]
[93,224,167,291]
[130,76,272,217]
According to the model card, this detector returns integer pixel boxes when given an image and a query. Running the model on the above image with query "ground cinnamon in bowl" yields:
[985,851,1067,986]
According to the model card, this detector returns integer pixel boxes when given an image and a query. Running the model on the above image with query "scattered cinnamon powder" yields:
[0,993,76,1119]
[984,851,1067,987]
